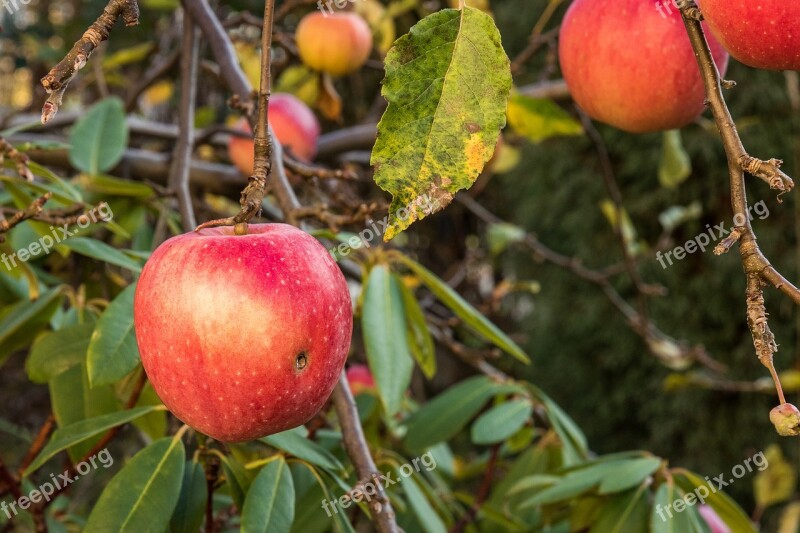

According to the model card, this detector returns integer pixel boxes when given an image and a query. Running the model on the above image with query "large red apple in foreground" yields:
[228,93,320,175]
[698,0,800,71]
[559,0,729,133]
[134,224,352,442]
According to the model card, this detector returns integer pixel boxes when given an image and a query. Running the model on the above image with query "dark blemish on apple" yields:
[295,351,309,371]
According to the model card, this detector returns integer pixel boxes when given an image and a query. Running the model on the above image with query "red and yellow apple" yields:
[296,12,373,77]
[558,0,729,133]
[697,0,800,71]
[228,92,320,175]
[133,224,352,442]
[346,364,376,395]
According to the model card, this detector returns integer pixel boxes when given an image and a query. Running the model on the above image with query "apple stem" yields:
[679,2,797,412]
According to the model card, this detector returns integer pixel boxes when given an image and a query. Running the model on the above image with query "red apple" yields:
[346,364,376,395]
[697,0,800,71]
[133,224,353,442]
[698,505,731,533]
[228,93,320,175]
[558,0,729,133]
[296,12,373,77]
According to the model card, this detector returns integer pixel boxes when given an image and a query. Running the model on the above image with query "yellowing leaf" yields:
[235,42,262,90]
[141,80,174,108]
[371,7,512,241]
[507,94,582,143]
[754,445,796,509]
[102,43,156,70]
[274,65,320,106]
[355,0,397,55]
[658,129,692,189]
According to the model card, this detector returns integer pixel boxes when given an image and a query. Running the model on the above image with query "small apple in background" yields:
[134,224,353,442]
[697,505,731,533]
[697,0,800,71]
[346,364,376,395]
[295,12,373,77]
[558,0,729,133]
[228,93,320,175]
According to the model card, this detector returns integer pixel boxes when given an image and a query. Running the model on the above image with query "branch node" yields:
[713,226,744,255]
[738,155,795,193]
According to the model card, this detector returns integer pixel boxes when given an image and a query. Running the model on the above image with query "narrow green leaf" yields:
[261,427,344,473]
[371,7,512,239]
[82,174,155,198]
[404,476,447,533]
[63,237,142,273]
[0,288,63,361]
[674,470,757,533]
[528,384,588,466]
[658,129,692,189]
[87,284,140,387]
[85,436,185,532]
[471,399,532,445]
[393,254,529,363]
[69,97,129,175]
[26,322,93,383]
[507,95,583,143]
[25,406,164,474]
[362,266,415,416]
[405,375,524,451]
[170,460,207,533]
[398,280,436,378]
[589,485,649,533]
[597,457,661,494]
[241,457,295,533]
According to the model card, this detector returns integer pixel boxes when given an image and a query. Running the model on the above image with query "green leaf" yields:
[261,427,344,473]
[486,222,526,256]
[652,483,685,533]
[26,322,94,383]
[371,7,512,240]
[362,266,415,415]
[393,254,529,363]
[405,375,524,451]
[658,129,692,189]
[63,237,142,273]
[85,436,185,532]
[506,95,583,143]
[81,174,155,198]
[25,406,164,474]
[589,485,649,533]
[597,457,661,494]
[398,280,436,378]
[69,97,129,175]
[241,457,295,533]
[87,284,140,387]
[170,460,207,533]
[753,445,796,509]
[528,384,588,466]
[471,399,532,445]
[404,476,447,533]
[0,288,63,362]
[674,470,757,533]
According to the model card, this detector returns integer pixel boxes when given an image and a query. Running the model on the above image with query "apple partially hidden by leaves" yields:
[558,0,729,133]
[133,224,353,442]
[346,364,376,395]
[228,92,320,175]
[296,12,373,77]
[697,0,800,71]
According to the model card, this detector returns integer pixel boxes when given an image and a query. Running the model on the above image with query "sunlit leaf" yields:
[69,97,129,175]
[507,95,582,143]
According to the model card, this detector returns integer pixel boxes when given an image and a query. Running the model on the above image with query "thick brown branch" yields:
[40,0,140,123]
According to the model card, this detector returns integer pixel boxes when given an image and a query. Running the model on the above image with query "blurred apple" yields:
[346,364,376,395]
[296,12,373,77]
[559,0,729,133]
[228,93,320,175]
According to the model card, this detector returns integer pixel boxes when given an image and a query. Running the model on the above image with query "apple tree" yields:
[0,0,798,531]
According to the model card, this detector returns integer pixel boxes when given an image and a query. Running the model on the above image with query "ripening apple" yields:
[296,12,373,77]
[346,364,376,395]
[558,0,729,133]
[697,0,800,71]
[228,93,320,175]
[133,224,353,442]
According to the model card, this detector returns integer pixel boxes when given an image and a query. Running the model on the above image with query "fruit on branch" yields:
[697,0,800,71]
[228,93,320,175]
[558,0,729,133]
[346,364,375,395]
[296,12,373,77]
[133,224,353,442]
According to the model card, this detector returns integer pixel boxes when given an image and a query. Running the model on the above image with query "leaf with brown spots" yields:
[371,7,512,240]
